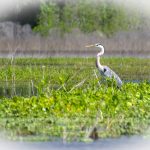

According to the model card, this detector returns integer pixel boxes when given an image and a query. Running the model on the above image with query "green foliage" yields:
[99,2,128,36]
[59,2,77,32]
[0,81,149,141]
[0,57,149,141]
[34,0,141,36]
[34,2,59,35]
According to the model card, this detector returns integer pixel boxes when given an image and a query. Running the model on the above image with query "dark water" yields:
[0,136,149,150]
[0,81,38,97]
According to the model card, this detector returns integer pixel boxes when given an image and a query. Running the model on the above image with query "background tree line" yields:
[34,0,141,36]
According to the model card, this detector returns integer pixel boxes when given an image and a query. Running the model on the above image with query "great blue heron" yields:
[86,43,122,87]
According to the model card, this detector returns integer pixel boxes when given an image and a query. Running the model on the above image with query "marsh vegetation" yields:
[0,0,149,143]
[0,57,149,141]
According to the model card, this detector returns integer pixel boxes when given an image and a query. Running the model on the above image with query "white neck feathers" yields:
[96,45,104,71]
[97,45,104,56]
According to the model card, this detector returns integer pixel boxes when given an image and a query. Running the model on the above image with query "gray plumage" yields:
[97,65,123,87]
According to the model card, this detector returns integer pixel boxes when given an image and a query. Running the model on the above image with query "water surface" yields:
[1,136,150,150]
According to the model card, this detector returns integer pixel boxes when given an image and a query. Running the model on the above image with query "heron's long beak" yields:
[85,44,94,48]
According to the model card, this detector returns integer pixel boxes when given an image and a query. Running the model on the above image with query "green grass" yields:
[0,57,149,81]
[0,57,149,141]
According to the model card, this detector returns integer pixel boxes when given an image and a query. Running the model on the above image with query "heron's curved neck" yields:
[96,45,104,71]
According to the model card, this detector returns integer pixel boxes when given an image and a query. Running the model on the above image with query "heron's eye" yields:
[104,68,107,72]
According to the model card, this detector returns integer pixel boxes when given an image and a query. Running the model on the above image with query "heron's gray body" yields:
[98,65,123,87]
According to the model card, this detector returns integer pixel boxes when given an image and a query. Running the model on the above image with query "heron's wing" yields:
[103,66,122,86]
[103,66,114,77]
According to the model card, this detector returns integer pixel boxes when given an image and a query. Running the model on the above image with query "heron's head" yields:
[95,43,102,48]
[85,43,103,48]
[85,43,105,56]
